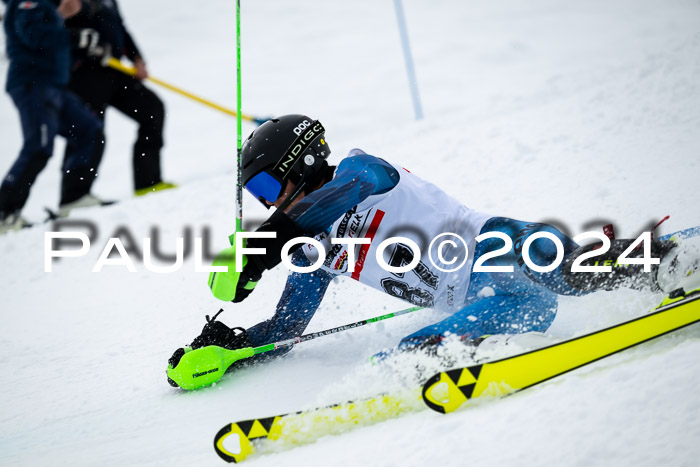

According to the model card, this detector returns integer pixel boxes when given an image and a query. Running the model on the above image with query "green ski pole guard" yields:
[167,345,255,390]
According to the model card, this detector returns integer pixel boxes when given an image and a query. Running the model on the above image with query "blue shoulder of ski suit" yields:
[287,150,400,235]
[246,151,400,349]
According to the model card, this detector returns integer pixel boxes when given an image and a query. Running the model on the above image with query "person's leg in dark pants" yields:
[109,74,165,190]
[57,90,104,205]
[0,84,62,216]
[67,66,169,193]
[64,65,112,195]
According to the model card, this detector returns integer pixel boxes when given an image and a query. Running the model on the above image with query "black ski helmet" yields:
[241,114,330,207]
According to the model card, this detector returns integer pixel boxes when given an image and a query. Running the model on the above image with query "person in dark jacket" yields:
[64,0,175,196]
[0,0,107,232]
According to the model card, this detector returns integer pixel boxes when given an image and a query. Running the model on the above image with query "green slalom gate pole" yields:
[167,306,424,390]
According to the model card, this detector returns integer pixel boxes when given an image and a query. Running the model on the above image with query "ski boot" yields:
[472,332,561,362]
[134,181,178,197]
[58,193,116,217]
[562,238,677,292]
[657,239,700,295]
[370,334,487,377]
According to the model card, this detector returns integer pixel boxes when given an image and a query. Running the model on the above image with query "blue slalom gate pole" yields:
[235,0,243,233]
[393,0,423,120]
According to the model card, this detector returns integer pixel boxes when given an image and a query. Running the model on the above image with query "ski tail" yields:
[213,392,420,463]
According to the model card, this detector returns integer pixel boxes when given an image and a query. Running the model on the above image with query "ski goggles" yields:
[245,170,283,205]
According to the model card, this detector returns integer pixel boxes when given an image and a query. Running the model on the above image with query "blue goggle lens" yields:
[245,171,283,205]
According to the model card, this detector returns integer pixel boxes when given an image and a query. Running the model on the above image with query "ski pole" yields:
[254,305,424,354]
[167,305,424,390]
[106,57,268,125]
[235,0,243,233]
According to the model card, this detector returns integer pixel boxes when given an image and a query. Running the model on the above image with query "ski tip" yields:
[422,367,481,414]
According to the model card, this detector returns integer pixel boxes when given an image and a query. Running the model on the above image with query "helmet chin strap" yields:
[272,153,327,213]
[274,180,308,213]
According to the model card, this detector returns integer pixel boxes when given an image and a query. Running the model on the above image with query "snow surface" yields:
[1,0,700,465]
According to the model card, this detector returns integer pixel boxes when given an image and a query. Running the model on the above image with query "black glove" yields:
[231,211,305,302]
[188,309,253,350]
[231,264,262,303]
[208,210,304,303]
[245,210,306,270]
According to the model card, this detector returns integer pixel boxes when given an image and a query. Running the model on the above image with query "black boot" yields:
[562,238,677,293]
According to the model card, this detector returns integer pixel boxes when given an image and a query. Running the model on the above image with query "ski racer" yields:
[172,114,698,366]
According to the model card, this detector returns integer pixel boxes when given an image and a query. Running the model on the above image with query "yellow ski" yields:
[422,288,700,413]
